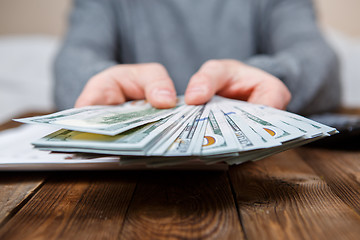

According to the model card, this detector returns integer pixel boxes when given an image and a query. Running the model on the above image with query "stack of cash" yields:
[16,96,337,167]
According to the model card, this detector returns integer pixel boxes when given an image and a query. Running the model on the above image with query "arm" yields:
[245,0,341,115]
[54,0,177,110]
[184,0,339,115]
[54,0,119,110]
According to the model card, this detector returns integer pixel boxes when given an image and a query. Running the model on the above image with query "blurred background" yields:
[0,0,359,123]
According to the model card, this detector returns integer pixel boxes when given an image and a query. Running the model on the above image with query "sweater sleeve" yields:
[53,0,119,110]
[245,0,341,115]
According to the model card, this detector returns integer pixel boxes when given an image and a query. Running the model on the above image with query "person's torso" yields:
[114,0,260,93]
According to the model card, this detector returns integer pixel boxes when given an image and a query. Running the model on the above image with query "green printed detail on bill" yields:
[15,96,338,167]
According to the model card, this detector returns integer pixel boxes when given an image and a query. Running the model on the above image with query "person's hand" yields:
[76,60,291,110]
[185,59,291,110]
[75,63,177,109]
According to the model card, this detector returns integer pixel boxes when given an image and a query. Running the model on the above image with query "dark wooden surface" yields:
[0,114,360,240]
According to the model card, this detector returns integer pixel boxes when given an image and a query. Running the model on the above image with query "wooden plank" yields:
[339,107,360,115]
[120,171,244,240]
[0,173,45,226]
[0,171,137,240]
[229,149,360,240]
[298,148,360,214]
[0,117,48,227]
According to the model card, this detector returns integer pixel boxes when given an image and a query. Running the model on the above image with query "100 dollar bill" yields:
[16,100,185,136]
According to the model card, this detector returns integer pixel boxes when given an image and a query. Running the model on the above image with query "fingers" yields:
[135,63,177,109]
[246,77,292,110]
[75,63,177,109]
[217,65,291,109]
[75,71,126,108]
[76,60,290,110]
[185,60,237,105]
[75,66,141,108]
[186,59,291,109]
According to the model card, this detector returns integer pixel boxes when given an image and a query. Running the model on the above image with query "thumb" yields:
[136,63,177,109]
[185,60,235,105]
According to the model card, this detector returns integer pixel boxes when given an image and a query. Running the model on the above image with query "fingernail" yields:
[153,89,176,102]
[186,86,207,96]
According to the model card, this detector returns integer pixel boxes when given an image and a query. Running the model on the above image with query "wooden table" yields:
[0,116,360,240]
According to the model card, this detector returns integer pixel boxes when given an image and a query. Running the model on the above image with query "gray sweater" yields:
[54,0,341,115]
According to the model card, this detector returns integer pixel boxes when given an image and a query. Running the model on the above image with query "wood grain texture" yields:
[120,171,244,240]
[298,148,360,215]
[0,173,45,226]
[0,113,48,226]
[229,149,360,240]
[0,171,137,240]
[1,112,360,239]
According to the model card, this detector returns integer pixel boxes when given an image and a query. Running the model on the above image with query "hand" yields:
[185,59,291,110]
[75,63,177,109]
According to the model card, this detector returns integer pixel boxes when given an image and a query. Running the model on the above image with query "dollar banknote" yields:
[16,97,337,167]
[16,99,186,136]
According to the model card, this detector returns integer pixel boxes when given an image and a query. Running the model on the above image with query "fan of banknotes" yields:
[15,96,337,167]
